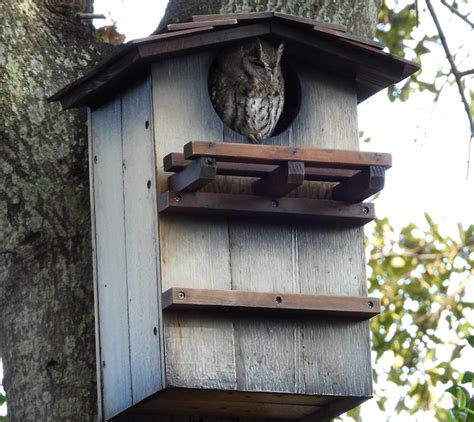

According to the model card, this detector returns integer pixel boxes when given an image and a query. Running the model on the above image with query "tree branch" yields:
[459,69,474,77]
[425,0,474,175]
[440,0,474,28]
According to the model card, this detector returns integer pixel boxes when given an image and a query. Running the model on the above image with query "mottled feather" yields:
[209,38,285,143]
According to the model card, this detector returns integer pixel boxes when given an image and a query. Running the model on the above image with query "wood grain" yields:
[164,152,358,181]
[162,288,380,319]
[168,157,217,192]
[121,78,163,403]
[167,19,238,32]
[332,165,385,202]
[158,191,375,226]
[90,98,132,418]
[252,161,305,196]
[183,141,392,169]
[152,53,237,391]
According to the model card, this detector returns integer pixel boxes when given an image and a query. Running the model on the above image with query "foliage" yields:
[444,336,474,421]
[367,216,474,419]
[0,391,6,422]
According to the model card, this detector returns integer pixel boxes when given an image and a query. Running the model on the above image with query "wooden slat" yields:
[252,160,305,196]
[313,25,385,50]
[121,78,162,403]
[183,141,392,169]
[167,19,238,32]
[91,98,133,418]
[158,191,375,226]
[162,288,380,320]
[191,11,274,23]
[332,166,385,202]
[163,152,358,181]
[168,156,217,192]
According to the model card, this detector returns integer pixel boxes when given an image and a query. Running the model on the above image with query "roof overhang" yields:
[49,12,420,110]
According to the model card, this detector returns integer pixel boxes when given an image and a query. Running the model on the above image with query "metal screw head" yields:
[175,194,182,202]
[271,200,279,208]
[275,296,282,304]
[368,301,374,309]
[178,291,185,299]
[362,206,370,215]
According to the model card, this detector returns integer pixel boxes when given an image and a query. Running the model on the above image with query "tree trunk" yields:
[160,0,382,38]
[1,1,380,421]
[0,1,106,421]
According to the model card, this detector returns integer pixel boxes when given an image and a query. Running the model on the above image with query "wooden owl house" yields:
[51,12,419,422]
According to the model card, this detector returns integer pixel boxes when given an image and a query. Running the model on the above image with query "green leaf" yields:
[462,371,474,384]
[0,394,5,406]
[447,385,469,410]
[467,336,474,347]
[448,409,456,422]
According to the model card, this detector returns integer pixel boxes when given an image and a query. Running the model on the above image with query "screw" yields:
[362,206,370,215]
[145,120,150,129]
[175,194,182,202]
[147,180,151,189]
[153,326,158,336]
[368,301,374,309]
[275,296,282,304]
[271,200,279,208]
[178,291,185,299]
[93,155,97,164]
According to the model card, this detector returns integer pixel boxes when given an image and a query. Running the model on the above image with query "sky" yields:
[1,0,472,420]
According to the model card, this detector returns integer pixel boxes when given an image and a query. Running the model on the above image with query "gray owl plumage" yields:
[209,38,285,143]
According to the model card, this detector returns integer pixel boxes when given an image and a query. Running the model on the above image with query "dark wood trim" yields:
[163,152,358,181]
[183,141,392,169]
[332,166,385,202]
[162,288,380,320]
[168,157,217,192]
[252,160,305,196]
[158,191,375,226]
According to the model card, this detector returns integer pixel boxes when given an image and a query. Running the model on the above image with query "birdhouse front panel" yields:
[152,48,372,399]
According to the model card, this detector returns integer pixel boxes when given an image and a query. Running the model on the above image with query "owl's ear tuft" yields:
[256,38,264,57]
[277,43,285,62]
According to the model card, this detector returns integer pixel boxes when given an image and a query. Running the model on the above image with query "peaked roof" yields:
[50,12,419,109]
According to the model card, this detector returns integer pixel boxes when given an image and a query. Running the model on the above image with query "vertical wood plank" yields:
[291,65,372,396]
[152,52,236,390]
[88,108,104,421]
[91,98,132,418]
[122,78,163,403]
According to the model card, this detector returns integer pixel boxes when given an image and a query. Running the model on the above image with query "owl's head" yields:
[242,39,285,84]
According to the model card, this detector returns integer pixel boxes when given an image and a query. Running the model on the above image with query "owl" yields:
[209,38,285,143]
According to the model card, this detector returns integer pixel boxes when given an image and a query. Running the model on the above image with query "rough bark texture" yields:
[1,1,380,421]
[160,0,382,38]
[0,1,106,421]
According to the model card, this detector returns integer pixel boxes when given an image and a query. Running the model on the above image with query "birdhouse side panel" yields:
[90,98,133,419]
[121,78,164,403]
[152,52,237,391]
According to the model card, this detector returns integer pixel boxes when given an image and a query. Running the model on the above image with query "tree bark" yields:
[0,1,106,421]
[1,1,380,421]
[160,0,382,38]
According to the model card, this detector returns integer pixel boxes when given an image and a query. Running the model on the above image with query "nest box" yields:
[51,12,419,422]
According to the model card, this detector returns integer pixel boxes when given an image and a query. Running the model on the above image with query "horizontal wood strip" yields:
[167,19,238,32]
[162,288,380,320]
[158,191,375,226]
[191,11,274,23]
[183,141,392,169]
[273,12,347,32]
[163,152,358,181]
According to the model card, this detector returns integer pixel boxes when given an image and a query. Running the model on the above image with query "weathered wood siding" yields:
[152,51,372,397]
[90,79,163,420]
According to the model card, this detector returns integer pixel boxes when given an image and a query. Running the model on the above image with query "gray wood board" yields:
[152,52,236,390]
[91,98,132,418]
[292,64,372,396]
[121,78,163,403]
[152,51,373,401]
